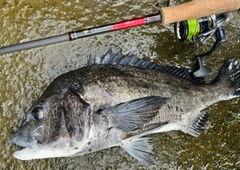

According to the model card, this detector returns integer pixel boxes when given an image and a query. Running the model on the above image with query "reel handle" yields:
[160,0,240,25]
[193,27,226,77]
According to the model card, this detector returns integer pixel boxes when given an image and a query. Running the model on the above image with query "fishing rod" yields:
[0,0,239,55]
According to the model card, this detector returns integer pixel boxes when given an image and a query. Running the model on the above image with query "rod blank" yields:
[0,34,69,55]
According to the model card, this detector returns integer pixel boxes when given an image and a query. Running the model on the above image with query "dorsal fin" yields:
[91,49,204,84]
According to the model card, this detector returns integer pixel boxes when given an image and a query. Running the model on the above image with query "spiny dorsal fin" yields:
[187,111,209,137]
[91,49,204,84]
[121,137,158,165]
[100,96,169,132]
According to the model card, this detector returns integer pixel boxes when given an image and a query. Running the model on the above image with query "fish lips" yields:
[11,134,38,148]
[10,125,44,149]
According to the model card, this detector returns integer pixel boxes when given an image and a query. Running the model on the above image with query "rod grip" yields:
[160,0,240,25]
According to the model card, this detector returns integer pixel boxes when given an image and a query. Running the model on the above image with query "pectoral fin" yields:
[121,137,157,165]
[187,111,209,137]
[100,96,169,131]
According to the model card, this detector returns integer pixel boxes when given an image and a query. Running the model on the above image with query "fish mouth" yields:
[10,133,39,148]
[11,132,74,160]
[10,122,45,149]
[10,125,44,149]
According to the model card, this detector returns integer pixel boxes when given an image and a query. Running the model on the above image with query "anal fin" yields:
[121,137,157,165]
[187,111,209,137]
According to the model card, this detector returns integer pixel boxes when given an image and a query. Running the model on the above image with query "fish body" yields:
[11,51,240,164]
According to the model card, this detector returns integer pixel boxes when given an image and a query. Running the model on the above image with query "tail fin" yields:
[214,58,240,98]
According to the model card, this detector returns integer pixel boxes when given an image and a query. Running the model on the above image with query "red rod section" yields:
[112,17,146,30]
[69,13,161,40]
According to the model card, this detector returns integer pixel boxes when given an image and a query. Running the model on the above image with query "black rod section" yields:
[0,34,68,55]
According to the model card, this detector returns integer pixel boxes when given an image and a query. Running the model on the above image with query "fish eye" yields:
[32,107,44,120]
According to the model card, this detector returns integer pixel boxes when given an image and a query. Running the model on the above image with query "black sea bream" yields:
[11,50,240,164]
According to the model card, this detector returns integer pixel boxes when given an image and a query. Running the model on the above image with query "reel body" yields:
[174,13,233,77]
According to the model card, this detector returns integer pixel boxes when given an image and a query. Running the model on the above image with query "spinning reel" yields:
[174,12,233,77]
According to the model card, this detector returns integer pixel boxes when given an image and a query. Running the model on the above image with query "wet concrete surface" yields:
[0,0,240,169]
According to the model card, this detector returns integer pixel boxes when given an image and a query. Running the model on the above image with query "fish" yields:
[10,50,240,165]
